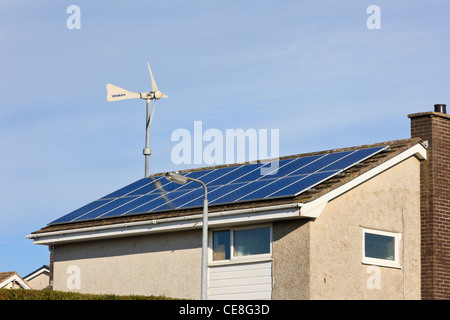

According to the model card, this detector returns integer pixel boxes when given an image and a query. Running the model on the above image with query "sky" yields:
[0,1,449,278]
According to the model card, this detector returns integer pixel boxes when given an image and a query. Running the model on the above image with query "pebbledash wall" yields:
[52,155,422,299]
[272,156,421,300]
[53,229,202,298]
[308,156,421,299]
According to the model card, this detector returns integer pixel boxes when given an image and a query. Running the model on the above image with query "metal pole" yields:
[143,99,151,177]
[201,192,208,300]
[165,172,208,300]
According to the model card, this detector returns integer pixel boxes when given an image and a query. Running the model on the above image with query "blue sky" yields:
[0,1,449,278]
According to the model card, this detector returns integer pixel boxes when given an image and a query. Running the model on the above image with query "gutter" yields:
[26,203,304,245]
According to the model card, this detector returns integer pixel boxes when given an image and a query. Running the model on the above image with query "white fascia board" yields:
[27,203,302,245]
[300,142,427,218]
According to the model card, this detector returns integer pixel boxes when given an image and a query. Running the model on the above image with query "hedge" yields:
[0,288,175,300]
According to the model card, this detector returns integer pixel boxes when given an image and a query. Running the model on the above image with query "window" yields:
[212,226,271,262]
[234,227,271,257]
[362,228,401,268]
[213,230,230,261]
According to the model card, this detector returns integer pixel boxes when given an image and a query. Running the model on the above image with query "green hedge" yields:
[0,288,175,300]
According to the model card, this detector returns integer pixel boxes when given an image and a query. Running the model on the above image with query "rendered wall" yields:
[272,219,310,299]
[26,272,49,290]
[53,229,202,299]
[309,157,421,299]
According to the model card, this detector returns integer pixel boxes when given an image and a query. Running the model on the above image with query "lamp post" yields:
[165,172,208,300]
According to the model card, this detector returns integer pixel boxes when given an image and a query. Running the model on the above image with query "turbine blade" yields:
[147,62,158,92]
[106,84,140,102]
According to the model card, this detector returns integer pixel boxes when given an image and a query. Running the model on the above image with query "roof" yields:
[23,265,50,281]
[30,137,425,237]
[0,271,30,289]
[0,272,17,283]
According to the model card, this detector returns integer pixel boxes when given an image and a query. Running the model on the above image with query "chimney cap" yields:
[434,104,447,114]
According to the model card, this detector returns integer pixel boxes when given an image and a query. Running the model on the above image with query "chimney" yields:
[408,105,450,300]
[434,104,447,114]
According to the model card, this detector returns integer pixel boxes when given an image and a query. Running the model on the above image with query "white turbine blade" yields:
[106,84,140,102]
[161,93,168,98]
[147,62,158,92]
[149,100,156,128]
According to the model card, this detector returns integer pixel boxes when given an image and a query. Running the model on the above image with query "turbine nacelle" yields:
[106,62,168,102]
[139,91,168,100]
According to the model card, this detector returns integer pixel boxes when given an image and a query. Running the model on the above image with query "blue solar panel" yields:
[208,163,264,185]
[230,159,292,183]
[48,146,387,225]
[263,171,338,199]
[101,178,149,199]
[317,148,374,172]
[109,192,177,217]
[210,179,273,205]
[72,196,139,222]
[49,199,111,225]
[127,177,167,196]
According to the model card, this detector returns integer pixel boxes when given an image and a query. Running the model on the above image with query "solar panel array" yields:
[49,146,387,225]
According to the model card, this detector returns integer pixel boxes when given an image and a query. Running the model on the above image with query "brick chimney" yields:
[408,104,450,300]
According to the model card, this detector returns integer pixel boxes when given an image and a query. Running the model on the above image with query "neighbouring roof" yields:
[31,137,425,236]
[0,271,30,289]
[0,272,17,284]
[23,265,50,281]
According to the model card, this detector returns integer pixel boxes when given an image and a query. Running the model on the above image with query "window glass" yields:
[234,227,270,257]
[365,232,395,261]
[213,230,230,261]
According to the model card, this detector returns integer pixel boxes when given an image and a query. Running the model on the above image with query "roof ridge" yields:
[149,137,423,176]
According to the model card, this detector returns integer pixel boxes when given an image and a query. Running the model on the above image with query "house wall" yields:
[309,157,421,299]
[5,281,21,289]
[51,156,421,300]
[53,229,202,299]
[272,219,310,299]
[26,272,49,290]
[52,218,311,299]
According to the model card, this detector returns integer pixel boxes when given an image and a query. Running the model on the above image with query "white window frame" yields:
[209,224,273,266]
[362,228,402,269]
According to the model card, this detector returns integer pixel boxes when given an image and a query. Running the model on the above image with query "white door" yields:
[208,261,272,300]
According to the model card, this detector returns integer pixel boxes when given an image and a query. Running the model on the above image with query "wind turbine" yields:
[106,62,168,177]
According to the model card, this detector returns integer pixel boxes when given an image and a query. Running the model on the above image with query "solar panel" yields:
[48,146,387,225]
